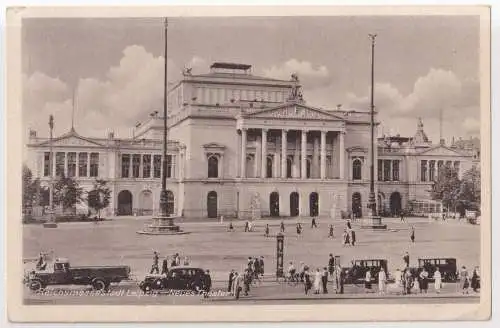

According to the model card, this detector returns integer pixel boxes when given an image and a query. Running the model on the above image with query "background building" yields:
[25,62,476,219]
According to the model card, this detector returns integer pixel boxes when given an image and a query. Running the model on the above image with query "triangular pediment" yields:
[419,146,465,157]
[37,133,103,147]
[244,103,345,121]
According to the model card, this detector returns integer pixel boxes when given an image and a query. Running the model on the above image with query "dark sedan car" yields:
[139,266,211,294]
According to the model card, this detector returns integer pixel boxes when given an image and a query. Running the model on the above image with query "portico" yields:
[236,102,346,181]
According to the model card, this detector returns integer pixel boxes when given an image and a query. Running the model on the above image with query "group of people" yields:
[150,251,190,275]
[460,265,481,294]
[227,256,265,299]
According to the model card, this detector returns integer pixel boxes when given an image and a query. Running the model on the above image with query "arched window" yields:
[208,156,219,178]
[352,159,362,180]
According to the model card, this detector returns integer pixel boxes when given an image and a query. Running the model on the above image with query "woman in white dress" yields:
[314,268,322,294]
[378,268,387,294]
[434,268,442,294]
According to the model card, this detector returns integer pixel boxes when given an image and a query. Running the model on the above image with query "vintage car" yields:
[342,259,392,284]
[412,258,458,282]
[25,258,131,291]
[139,266,211,293]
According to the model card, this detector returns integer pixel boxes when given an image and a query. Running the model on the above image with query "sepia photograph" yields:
[6,5,491,322]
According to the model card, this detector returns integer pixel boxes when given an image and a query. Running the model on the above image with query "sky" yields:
[22,15,480,144]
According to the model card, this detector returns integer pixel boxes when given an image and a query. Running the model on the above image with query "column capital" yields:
[240,127,248,132]
[261,128,269,133]
[281,128,289,133]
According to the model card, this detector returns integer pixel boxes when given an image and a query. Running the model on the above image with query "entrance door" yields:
[352,192,362,218]
[117,190,133,216]
[309,192,319,217]
[389,192,402,216]
[270,192,280,217]
[290,192,299,217]
[207,191,218,218]
[139,190,153,216]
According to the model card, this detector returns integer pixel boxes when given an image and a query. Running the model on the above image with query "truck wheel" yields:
[92,279,107,291]
[29,279,43,291]
[141,283,152,293]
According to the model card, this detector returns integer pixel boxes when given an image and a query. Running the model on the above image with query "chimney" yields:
[29,129,37,139]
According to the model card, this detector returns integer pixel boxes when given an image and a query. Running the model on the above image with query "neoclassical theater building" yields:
[25,63,478,219]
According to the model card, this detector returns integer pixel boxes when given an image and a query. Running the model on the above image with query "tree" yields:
[87,179,111,219]
[430,165,461,211]
[457,166,481,211]
[22,165,35,213]
[54,173,85,212]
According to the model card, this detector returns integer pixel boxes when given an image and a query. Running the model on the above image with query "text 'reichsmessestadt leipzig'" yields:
[25,63,480,219]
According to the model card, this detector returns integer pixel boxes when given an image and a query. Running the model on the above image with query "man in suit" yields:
[150,251,159,274]
[322,267,329,294]
[228,269,235,292]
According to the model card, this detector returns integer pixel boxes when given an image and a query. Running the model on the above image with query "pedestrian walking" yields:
[150,251,159,274]
[161,257,169,275]
[311,217,318,228]
[280,220,285,233]
[410,226,415,243]
[265,224,270,237]
[400,212,405,222]
[460,266,470,294]
[403,252,410,268]
[243,269,252,296]
[347,220,352,230]
[434,268,442,294]
[339,267,346,294]
[329,224,334,238]
[287,261,296,283]
[328,254,335,278]
[253,257,261,283]
[313,268,322,294]
[296,223,302,235]
[175,253,181,266]
[364,270,372,293]
[342,229,350,246]
[228,269,236,293]
[471,267,480,292]
[244,221,249,232]
[335,264,342,293]
[419,269,429,293]
[378,268,387,294]
[304,267,312,295]
[233,272,242,299]
[259,256,265,276]
[351,230,356,246]
[228,221,234,232]
[322,267,329,294]
[404,269,413,295]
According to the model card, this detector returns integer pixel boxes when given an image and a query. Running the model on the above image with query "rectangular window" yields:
[132,154,141,178]
[143,155,151,178]
[121,154,130,178]
[67,152,76,177]
[377,159,383,181]
[55,152,65,177]
[429,161,436,181]
[43,152,51,177]
[78,152,88,177]
[153,155,162,178]
[166,155,173,178]
[383,160,391,181]
[392,160,400,181]
[89,153,99,177]
[437,161,444,180]
[420,160,428,182]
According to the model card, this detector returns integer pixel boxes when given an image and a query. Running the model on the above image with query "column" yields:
[139,154,143,178]
[389,160,393,181]
[240,129,247,178]
[281,129,287,178]
[64,152,68,176]
[320,130,327,179]
[255,134,261,178]
[237,131,242,177]
[261,129,268,178]
[301,130,307,179]
[87,152,90,177]
[339,131,345,179]
[76,152,80,177]
[312,136,319,178]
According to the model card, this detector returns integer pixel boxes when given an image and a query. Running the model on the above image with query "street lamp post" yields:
[361,33,386,230]
[368,33,377,218]
[137,17,184,235]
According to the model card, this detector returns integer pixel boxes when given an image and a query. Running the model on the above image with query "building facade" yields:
[25,62,477,219]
